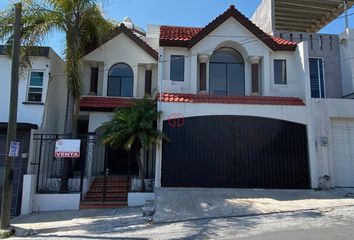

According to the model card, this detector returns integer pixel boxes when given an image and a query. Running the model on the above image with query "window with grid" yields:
[170,55,185,81]
[309,58,325,98]
[274,60,287,85]
[27,71,44,102]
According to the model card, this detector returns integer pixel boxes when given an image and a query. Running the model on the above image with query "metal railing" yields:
[29,133,154,196]
[30,134,105,194]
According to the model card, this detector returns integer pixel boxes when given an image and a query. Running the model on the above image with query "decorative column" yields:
[198,54,209,93]
[249,56,261,95]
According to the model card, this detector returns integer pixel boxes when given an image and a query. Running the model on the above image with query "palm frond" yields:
[102,97,169,152]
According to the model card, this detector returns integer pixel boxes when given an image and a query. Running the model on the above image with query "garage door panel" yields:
[162,116,310,189]
[334,164,351,175]
[332,120,354,187]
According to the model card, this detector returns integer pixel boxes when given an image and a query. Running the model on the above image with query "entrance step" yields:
[81,175,132,209]
[80,201,127,209]
[93,176,130,182]
[84,193,127,201]
[89,183,129,188]
[88,187,129,193]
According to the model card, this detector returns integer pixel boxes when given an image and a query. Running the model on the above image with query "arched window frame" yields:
[107,63,134,97]
[209,47,245,96]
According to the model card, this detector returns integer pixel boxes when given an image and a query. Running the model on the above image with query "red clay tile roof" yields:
[160,26,203,42]
[158,93,305,106]
[160,5,297,51]
[80,93,305,112]
[271,36,298,46]
[80,96,134,112]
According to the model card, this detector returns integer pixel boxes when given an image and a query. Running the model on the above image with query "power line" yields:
[49,31,292,78]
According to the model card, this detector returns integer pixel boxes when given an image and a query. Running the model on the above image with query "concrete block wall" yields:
[276,32,343,99]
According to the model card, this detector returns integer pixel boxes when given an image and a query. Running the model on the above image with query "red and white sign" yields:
[55,139,81,158]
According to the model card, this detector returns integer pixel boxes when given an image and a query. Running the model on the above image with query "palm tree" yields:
[0,0,115,192]
[101,96,168,192]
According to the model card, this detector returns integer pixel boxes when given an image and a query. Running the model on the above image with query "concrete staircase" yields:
[80,176,130,209]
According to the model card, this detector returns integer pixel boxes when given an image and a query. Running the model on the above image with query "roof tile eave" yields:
[159,5,297,52]
[80,96,135,112]
[158,93,305,106]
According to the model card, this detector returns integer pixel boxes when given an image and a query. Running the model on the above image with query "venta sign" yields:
[54,139,81,158]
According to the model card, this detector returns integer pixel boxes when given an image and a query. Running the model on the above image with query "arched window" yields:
[107,63,133,97]
[209,48,245,96]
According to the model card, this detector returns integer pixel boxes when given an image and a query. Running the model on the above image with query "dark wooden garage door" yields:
[162,116,310,189]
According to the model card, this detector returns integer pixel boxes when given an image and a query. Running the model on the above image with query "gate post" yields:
[82,133,95,197]
[35,134,43,193]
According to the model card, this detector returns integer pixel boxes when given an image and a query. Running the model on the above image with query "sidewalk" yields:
[10,188,354,238]
[11,207,146,237]
[154,188,354,223]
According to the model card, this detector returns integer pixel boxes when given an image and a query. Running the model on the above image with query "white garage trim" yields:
[160,102,307,124]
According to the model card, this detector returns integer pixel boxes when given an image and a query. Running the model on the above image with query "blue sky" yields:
[1,0,353,56]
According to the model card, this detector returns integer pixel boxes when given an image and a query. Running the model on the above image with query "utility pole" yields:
[0,3,22,229]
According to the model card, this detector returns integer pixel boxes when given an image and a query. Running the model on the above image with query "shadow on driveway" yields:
[153,188,354,223]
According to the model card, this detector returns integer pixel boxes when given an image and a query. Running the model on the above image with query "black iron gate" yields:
[162,115,310,189]
[30,134,105,194]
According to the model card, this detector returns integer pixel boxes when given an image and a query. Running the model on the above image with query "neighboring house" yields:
[0,45,66,215]
[21,3,354,213]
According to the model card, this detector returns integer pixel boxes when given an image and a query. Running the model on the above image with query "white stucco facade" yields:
[83,33,158,98]
[159,18,307,100]
[0,48,66,133]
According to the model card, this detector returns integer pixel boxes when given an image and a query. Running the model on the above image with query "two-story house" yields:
[76,6,313,195]
[0,45,65,215]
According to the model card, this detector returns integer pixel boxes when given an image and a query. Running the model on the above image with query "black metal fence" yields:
[29,134,105,194]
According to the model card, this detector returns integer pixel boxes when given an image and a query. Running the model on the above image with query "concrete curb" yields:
[152,204,354,225]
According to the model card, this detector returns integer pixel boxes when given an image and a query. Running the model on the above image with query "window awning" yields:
[275,0,354,32]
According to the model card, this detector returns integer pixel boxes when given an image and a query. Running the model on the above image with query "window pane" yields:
[107,76,121,96]
[210,48,244,64]
[274,60,287,84]
[309,58,325,98]
[107,63,133,97]
[170,55,184,81]
[210,63,227,95]
[209,48,245,96]
[28,87,42,102]
[29,87,42,93]
[110,64,132,77]
[121,77,133,97]
[30,72,44,86]
[319,59,325,98]
[227,64,245,96]
[28,92,42,102]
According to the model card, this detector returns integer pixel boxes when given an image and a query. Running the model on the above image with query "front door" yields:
[105,146,139,175]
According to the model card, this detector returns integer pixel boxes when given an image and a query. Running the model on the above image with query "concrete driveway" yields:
[153,188,354,223]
